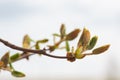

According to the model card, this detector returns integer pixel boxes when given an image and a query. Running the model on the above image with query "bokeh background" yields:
[0,0,120,80]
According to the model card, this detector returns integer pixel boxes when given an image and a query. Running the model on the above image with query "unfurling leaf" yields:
[66,53,76,62]
[23,34,31,49]
[10,53,20,62]
[60,24,66,39]
[75,46,85,59]
[35,42,40,50]
[92,44,110,54]
[1,52,10,68]
[36,39,48,43]
[22,35,31,60]
[77,28,90,51]
[65,41,70,52]
[11,70,25,77]
[53,33,60,37]
[66,29,80,41]
[87,36,98,50]
[35,39,48,50]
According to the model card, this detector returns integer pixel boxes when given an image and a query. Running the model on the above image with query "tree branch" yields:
[0,38,67,62]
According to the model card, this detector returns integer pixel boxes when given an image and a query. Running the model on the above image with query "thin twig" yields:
[0,38,67,62]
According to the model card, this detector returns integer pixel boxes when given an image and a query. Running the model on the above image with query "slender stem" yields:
[0,38,67,62]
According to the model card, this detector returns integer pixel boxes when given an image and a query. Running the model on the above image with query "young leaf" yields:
[22,35,31,60]
[92,44,110,54]
[1,52,10,68]
[35,39,48,50]
[53,33,60,37]
[77,28,90,48]
[87,36,98,50]
[35,42,40,50]
[36,39,48,43]
[22,34,31,49]
[10,53,20,62]
[11,70,25,77]
[75,46,85,59]
[66,29,80,41]
[65,41,70,52]
[60,24,66,39]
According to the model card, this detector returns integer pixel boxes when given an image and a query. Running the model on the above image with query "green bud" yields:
[10,53,20,62]
[37,39,48,43]
[87,36,98,50]
[35,39,48,50]
[75,46,85,59]
[35,42,40,50]
[53,33,60,37]
[11,70,25,77]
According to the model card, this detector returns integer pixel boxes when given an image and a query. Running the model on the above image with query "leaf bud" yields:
[87,36,98,50]
[92,44,110,54]
[66,29,80,41]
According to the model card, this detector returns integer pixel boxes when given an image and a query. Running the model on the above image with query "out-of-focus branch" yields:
[0,38,67,63]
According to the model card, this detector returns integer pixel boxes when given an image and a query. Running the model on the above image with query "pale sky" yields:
[0,0,120,80]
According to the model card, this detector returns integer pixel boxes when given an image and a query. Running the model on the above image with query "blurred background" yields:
[0,0,120,80]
